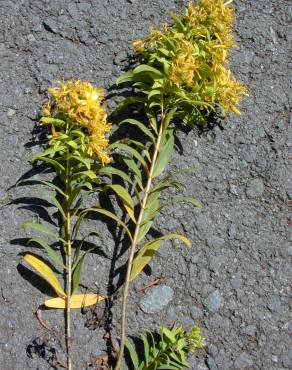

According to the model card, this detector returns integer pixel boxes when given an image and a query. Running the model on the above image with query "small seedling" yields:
[123,325,205,370]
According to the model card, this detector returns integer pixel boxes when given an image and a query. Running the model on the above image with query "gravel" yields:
[0,0,291,369]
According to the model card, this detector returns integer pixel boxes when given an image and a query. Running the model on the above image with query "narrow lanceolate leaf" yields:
[111,142,148,172]
[153,131,175,178]
[39,117,65,126]
[24,254,66,297]
[156,233,191,248]
[133,64,163,78]
[99,166,133,185]
[28,238,65,268]
[42,191,67,221]
[71,248,96,294]
[130,240,162,281]
[141,333,150,365]
[116,70,134,85]
[137,220,153,243]
[123,158,143,190]
[83,208,133,242]
[106,184,136,223]
[34,157,65,173]
[23,222,58,239]
[44,294,105,309]
[73,170,97,180]
[71,155,91,169]
[124,338,140,369]
[16,178,66,197]
[119,118,155,143]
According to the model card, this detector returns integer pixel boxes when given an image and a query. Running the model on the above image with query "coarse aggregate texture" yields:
[0,0,291,369]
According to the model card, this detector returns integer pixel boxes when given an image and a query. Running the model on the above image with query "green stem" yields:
[65,147,72,370]
[115,105,166,370]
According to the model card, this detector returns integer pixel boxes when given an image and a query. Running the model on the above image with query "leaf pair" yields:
[24,254,105,309]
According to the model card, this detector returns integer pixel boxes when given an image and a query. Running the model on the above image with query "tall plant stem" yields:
[115,106,165,370]
[65,153,72,370]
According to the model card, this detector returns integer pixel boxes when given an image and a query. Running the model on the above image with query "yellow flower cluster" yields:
[43,80,111,165]
[133,0,248,116]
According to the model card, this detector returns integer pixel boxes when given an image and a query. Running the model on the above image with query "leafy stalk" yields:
[65,141,72,370]
[20,81,110,369]
[113,2,247,367]
[115,101,167,370]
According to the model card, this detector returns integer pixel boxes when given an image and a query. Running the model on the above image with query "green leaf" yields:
[130,240,162,281]
[34,157,65,174]
[114,97,145,112]
[145,108,158,134]
[123,158,143,190]
[111,142,148,172]
[73,170,97,180]
[133,64,163,78]
[40,117,66,126]
[67,140,78,149]
[148,89,162,100]
[157,364,182,370]
[156,233,191,248]
[141,333,150,365]
[32,146,65,160]
[42,190,67,221]
[23,222,58,239]
[163,107,177,129]
[16,178,66,197]
[141,198,160,225]
[106,184,136,222]
[28,238,65,268]
[153,131,174,178]
[24,254,66,298]
[137,220,153,243]
[162,327,176,343]
[125,338,140,369]
[171,13,186,32]
[83,208,133,242]
[72,251,91,294]
[116,70,134,85]
[71,155,91,169]
[99,166,133,185]
[119,118,155,143]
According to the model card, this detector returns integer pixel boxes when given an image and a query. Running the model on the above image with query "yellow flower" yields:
[42,100,51,117]
[133,39,146,53]
[46,80,111,164]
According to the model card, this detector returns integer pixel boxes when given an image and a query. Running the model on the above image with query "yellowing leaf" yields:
[24,254,66,298]
[158,233,191,248]
[44,294,105,309]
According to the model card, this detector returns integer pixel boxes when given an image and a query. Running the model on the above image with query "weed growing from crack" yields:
[124,325,205,370]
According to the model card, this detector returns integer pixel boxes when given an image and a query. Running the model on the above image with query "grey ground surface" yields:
[0,0,291,369]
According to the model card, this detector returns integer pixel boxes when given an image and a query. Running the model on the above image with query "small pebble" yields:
[234,352,254,369]
[205,290,224,312]
[140,285,174,314]
[7,108,16,117]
